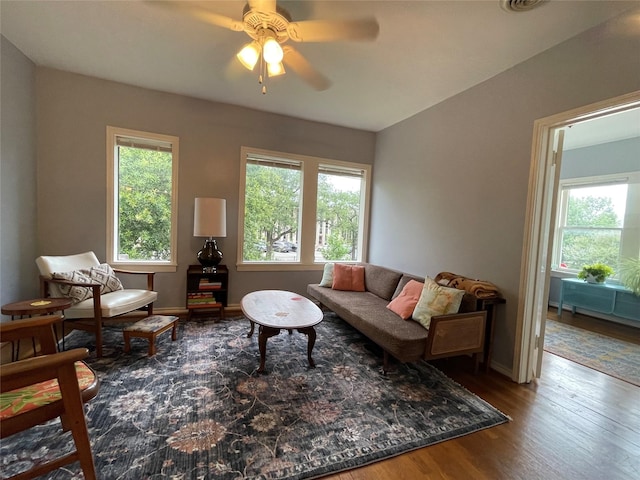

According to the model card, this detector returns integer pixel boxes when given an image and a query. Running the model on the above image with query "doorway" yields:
[514,90,640,384]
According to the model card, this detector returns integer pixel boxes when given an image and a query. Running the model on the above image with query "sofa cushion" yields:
[318,263,334,287]
[363,263,403,301]
[412,277,465,329]
[307,283,428,363]
[386,279,424,320]
[332,263,366,291]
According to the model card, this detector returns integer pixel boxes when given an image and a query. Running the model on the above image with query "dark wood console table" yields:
[477,296,506,373]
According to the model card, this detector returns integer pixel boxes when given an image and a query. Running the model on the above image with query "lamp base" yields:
[197,238,223,273]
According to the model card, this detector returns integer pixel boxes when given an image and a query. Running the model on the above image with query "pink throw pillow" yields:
[332,264,366,292]
[386,280,424,319]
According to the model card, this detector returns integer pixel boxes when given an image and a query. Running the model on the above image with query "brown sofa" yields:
[307,263,491,373]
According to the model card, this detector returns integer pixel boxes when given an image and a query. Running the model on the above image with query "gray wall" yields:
[370,12,640,373]
[34,68,376,308]
[1,36,39,308]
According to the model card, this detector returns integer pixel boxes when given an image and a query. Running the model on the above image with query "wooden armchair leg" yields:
[70,417,97,480]
[59,364,97,480]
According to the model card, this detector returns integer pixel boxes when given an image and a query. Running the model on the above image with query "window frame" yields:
[237,146,371,271]
[551,171,640,276]
[106,126,179,272]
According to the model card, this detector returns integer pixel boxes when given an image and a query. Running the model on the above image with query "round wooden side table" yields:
[2,297,72,360]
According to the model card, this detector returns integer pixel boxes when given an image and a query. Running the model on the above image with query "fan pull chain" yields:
[259,54,267,94]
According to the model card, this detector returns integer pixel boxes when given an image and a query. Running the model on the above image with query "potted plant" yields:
[619,257,640,295]
[577,263,614,284]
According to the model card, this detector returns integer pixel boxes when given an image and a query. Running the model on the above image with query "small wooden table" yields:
[241,290,323,374]
[2,297,72,359]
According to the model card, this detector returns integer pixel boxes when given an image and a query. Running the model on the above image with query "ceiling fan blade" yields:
[150,1,245,32]
[287,18,379,43]
[282,46,331,91]
[248,0,277,12]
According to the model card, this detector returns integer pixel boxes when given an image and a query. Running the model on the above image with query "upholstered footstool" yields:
[123,315,179,356]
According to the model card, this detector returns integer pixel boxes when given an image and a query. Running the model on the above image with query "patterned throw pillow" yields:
[52,263,123,305]
[88,263,124,294]
[51,270,95,305]
[412,277,464,330]
[318,263,335,287]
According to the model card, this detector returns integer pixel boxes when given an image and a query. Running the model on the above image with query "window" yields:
[238,147,371,270]
[106,126,179,272]
[552,173,640,274]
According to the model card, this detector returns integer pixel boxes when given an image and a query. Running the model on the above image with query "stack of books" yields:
[199,279,222,290]
[187,292,220,307]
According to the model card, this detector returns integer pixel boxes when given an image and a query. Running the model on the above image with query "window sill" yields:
[236,262,326,272]
[109,262,177,273]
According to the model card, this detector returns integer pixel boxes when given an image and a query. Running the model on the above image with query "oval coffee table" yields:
[241,290,323,374]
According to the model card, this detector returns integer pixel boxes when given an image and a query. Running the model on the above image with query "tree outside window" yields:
[107,127,179,271]
[316,168,362,261]
[242,160,301,262]
[238,148,370,268]
[117,146,173,261]
[555,181,634,272]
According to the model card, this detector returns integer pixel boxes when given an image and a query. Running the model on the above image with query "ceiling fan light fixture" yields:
[267,61,286,77]
[237,41,260,70]
[262,37,284,64]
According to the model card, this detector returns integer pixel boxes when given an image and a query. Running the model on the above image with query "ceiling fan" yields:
[154,0,380,93]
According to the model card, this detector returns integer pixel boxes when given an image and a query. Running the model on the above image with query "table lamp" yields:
[193,198,227,272]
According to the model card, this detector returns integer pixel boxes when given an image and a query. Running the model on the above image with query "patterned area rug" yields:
[1,313,509,479]
[544,318,640,387]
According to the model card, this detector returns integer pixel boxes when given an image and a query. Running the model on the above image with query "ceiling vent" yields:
[500,0,549,12]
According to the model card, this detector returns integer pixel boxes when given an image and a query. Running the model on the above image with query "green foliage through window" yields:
[117,146,173,261]
[243,162,301,262]
[240,149,368,265]
[557,186,626,271]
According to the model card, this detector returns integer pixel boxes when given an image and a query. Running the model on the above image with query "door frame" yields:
[513,90,640,384]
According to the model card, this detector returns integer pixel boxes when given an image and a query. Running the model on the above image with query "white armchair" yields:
[36,251,158,357]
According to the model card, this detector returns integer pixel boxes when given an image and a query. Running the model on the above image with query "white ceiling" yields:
[563,107,640,150]
[1,0,638,132]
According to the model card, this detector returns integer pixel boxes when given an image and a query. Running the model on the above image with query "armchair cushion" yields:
[64,289,158,319]
[0,361,96,420]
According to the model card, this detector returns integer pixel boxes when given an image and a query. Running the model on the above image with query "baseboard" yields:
[548,301,637,328]
[489,361,513,380]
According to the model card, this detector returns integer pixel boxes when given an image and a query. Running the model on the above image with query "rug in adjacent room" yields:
[544,318,640,387]
[0,313,510,479]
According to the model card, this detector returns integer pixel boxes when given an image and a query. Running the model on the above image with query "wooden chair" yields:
[0,315,100,479]
[36,251,158,357]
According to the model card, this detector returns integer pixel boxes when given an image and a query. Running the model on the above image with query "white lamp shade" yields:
[194,198,227,237]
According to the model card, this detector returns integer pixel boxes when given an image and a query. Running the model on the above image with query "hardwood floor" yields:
[323,353,640,480]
